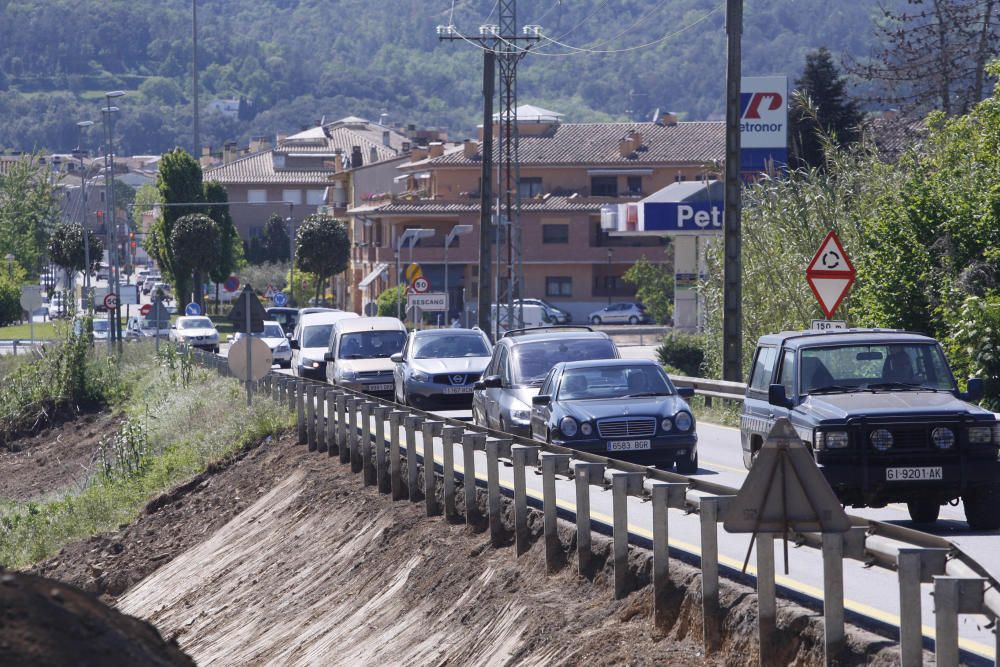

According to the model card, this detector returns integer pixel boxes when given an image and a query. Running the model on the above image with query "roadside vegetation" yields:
[0,332,291,568]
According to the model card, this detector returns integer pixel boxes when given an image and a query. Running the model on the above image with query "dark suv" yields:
[473,327,619,437]
[741,329,1000,529]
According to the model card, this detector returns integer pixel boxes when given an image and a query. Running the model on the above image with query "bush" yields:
[946,295,1000,410]
[376,285,407,320]
[657,331,706,377]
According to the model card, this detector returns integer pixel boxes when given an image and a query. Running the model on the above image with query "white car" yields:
[292,310,359,379]
[169,315,220,352]
[231,320,292,368]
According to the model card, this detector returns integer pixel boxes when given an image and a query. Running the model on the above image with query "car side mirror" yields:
[532,394,551,406]
[390,353,403,363]
[677,387,695,399]
[962,378,984,402]
[290,339,299,349]
[473,381,485,390]
[482,375,502,389]
[768,383,793,408]
[324,351,334,362]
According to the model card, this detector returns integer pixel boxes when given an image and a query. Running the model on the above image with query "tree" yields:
[150,149,204,301]
[294,214,350,304]
[170,213,220,308]
[0,259,26,326]
[204,180,243,299]
[789,48,864,169]
[47,222,105,284]
[261,214,290,264]
[0,154,59,275]
[621,256,674,324]
[850,0,998,115]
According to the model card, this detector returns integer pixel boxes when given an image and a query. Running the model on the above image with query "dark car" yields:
[473,326,619,437]
[531,359,698,471]
[266,307,300,339]
[741,328,1000,529]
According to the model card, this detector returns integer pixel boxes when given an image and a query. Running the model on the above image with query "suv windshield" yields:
[301,324,333,348]
[557,364,672,400]
[179,317,212,329]
[512,338,616,385]
[413,334,489,359]
[800,343,956,394]
[339,330,407,359]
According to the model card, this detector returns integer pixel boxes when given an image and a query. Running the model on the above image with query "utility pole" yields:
[438,8,539,339]
[192,0,200,156]
[722,0,743,382]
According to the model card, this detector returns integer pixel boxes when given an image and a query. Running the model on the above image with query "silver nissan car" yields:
[392,328,492,410]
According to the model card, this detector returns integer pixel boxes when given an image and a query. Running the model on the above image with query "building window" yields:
[590,176,618,197]
[546,276,572,297]
[518,177,543,198]
[626,176,642,195]
[248,189,267,203]
[674,173,687,182]
[282,189,303,205]
[306,189,325,205]
[542,224,569,244]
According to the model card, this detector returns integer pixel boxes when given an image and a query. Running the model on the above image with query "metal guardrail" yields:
[193,349,997,666]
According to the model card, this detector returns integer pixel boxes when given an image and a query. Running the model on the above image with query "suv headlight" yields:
[815,430,849,450]
[932,427,955,449]
[411,370,431,383]
[968,425,994,444]
[870,428,893,451]
[674,411,693,432]
[560,416,578,437]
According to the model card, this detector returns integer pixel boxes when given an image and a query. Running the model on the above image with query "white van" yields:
[290,310,358,379]
[324,316,407,397]
[490,303,551,334]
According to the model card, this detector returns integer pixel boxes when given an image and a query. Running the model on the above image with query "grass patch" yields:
[688,394,742,429]
[0,321,58,340]
[0,344,292,568]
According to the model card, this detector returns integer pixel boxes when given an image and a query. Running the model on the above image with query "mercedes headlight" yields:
[560,416,578,437]
[674,411,693,432]
[661,418,673,432]
[870,428,893,451]
[932,427,955,449]
[411,370,431,383]
[580,422,593,436]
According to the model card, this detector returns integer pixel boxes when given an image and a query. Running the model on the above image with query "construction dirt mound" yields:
[0,568,194,667]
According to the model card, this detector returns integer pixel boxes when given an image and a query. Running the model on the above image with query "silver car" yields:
[392,328,492,410]
[231,320,292,368]
[588,302,652,325]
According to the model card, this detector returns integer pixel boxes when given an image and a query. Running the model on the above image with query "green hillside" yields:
[0,0,887,154]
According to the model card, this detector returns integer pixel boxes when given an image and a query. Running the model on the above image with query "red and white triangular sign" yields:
[806,231,855,318]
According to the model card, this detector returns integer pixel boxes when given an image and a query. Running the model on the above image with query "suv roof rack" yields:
[502,325,594,338]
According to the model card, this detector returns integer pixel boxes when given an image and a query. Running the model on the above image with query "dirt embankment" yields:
[33,429,907,666]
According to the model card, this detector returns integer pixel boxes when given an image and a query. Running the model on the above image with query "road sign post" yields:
[806,230,855,320]
[19,286,42,347]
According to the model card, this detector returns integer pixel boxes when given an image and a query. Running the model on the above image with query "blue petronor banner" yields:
[643,201,724,233]
[740,75,788,180]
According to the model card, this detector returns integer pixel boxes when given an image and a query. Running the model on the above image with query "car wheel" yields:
[964,484,1000,530]
[279,360,291,369]
[675,451,698,475]
[906,498,941,524]
[628,316,639,325]
[213,346,220,354]
[591,316,602,325]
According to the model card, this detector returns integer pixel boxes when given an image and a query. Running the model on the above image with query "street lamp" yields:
[444,223,473,320]
[607,247,613,305]
[103,91,125,345]
[395,227,434,320]
[74,120,95,312]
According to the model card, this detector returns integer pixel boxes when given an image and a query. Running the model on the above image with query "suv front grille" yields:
[432,373,481,385]
[597,417,656,439]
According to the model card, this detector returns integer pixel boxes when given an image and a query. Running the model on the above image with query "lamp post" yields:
[286,214,296,306]
[103,90,125,346]
[395,227,434,320]
[74,120,95,312]
[444,223,473,321]
[4,254,13,281]
[606,247,613,305]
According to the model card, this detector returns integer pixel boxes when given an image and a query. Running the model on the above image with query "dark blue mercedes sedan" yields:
[530,358,698,472]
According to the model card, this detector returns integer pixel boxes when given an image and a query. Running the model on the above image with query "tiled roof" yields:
[277,123,406,161]
[426,121,724,167]
[205,151,334,186]
[354,196,607,216]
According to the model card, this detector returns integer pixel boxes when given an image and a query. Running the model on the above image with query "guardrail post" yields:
[389,411,407,500]
[441,426,465,519]
[649,481,687,627]
[287,378,296,412]
[360,401,375,485]
[541,453,571,573]
[295,381,307,445]
[462,433,485,525]
[609,470,645,599]
[372,406,391,494]
[485,437,511,547]
[821,532,844,666]
[511,444,540,556]
[271,375,280,403]
[572,461,606,578]
[897,548,948,667]
[277,377,286,405]
[336,393,349,461]
[933,576,986,667]
[421,421,444,515]
[305,384,317,451]
[316,388,330,453]
[757,533,777,665]
[404,415,422,501]
[699,496,733,655]
[348,397,364,474]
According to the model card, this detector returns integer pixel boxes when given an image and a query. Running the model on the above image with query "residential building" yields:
[348,105,724,322]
